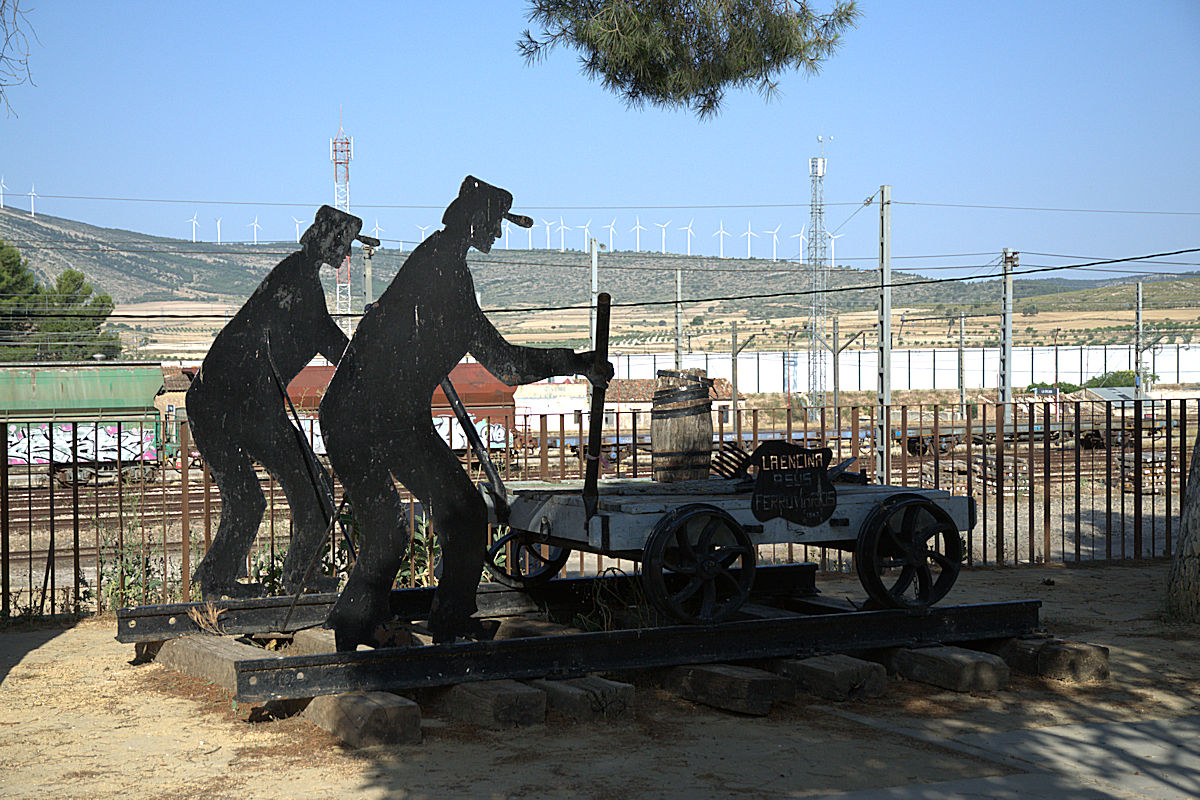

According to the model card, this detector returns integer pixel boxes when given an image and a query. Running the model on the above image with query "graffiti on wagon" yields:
[6,422,158,466]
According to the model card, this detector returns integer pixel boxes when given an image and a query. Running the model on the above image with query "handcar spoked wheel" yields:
[854,494,963,609]
[641,503,756,624]
[484,527,570,589]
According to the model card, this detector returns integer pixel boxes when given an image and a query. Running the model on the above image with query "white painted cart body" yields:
[484,477,975,622]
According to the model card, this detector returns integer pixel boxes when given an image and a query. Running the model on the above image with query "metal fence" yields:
[2,397,1195,618]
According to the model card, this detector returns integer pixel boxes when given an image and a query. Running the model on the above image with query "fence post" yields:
[1,422,8,619]
[1105,403,1113,563]
[1080,400,1089,563]
[1165,399,1173,557]
[996,403,1005,565]
[559,415,567,480]
[539,415,549,480]
[72,425,80,613]
[44,423,55,615]
[1133,398,1143,558]
[180,422,191,602]
[1042,402,1051,565]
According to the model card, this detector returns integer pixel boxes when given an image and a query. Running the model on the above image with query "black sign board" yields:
[748,441,837,527]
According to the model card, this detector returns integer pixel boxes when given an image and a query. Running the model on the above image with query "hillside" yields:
[1,206,1193,317]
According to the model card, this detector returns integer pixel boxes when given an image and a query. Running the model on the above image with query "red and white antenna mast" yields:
[330,114,353,335]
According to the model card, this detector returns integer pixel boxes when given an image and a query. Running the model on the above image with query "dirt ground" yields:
[2,561,1198,800]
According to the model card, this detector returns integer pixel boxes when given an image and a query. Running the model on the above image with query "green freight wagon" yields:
[0,362,165,485]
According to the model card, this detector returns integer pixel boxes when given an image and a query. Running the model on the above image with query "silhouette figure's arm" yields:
[469,309,589,386]
[317,312,350,365]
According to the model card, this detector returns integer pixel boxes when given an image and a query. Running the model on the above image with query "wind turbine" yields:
[556,217,568,251]
[630,216,647,252]
[604,218,617,251]
[681,217,700,255]
[371,219,384,240]
[764,224,781,261]
[0,175,7,209]
[248,216,262,245]
[502,219,511,249]
[416,224,431,242]
[790,225,807,261]
[578,219,591,251]
[292,216,305,243]
[28,184,37,217]
[187,213,199,243]
[215,217,222,245]
[828,231,845,270]
[526,224,534,249]
[740,219,758,258]
[541,218,553,249]
[655,220,672,254]
[713,220,730,258]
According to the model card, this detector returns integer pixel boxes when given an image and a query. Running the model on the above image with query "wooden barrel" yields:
[651,369,714,482]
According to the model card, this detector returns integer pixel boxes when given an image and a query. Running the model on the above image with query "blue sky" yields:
[3,1,1199,279]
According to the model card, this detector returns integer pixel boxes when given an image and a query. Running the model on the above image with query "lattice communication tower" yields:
[330,122,353,335]
[807,150,829,413]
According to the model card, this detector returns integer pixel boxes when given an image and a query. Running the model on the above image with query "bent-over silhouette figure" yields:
[320,176,611,647]
[189,205,362,599]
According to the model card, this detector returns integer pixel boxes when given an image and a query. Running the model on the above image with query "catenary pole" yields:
[675,259,684,369]
[876,185,892,484]
[1000,248,1015,427]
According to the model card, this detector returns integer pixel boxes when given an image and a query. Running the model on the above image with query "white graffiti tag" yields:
[6,422,158,465]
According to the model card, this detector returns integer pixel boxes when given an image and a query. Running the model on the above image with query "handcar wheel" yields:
[484,527,570,589]
[854,494,962,609]
[641,503,756,624]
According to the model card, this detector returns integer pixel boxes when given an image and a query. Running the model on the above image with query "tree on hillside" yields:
[519,0,859,118]
[0,240,121,361]
[31,269,122,361]
[0,238,39,358]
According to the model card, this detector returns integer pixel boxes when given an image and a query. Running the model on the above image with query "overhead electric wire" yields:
[894,201,1200,216]
[2,192,863,211]
[4,247,1196,321]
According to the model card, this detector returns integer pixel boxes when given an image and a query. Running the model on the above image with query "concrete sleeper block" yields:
[891,645,1010,693]
[1038,641,1110,683]
[446,679,546,729]
[303,691,421,747]
[771,654,887,701]
[528,675,635,721]
[664,664,794,716]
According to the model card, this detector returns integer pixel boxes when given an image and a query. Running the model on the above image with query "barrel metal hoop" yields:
[651,405,710,420]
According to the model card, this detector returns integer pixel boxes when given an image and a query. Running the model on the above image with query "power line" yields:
[894,201,1200,216]
[4,246,1194,320]
[1,193,864,211]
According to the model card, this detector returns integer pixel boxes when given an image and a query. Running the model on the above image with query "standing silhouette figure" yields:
[189,205,362,599]
[320,176,611,647]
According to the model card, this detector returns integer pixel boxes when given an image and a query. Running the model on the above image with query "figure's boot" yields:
[324,573,393,651]
[192,555,265,601]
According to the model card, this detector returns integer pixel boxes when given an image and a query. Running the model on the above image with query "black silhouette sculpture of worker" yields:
[189,205,363,600]
[320,176,612,648]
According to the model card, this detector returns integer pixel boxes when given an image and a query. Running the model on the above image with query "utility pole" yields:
[876,185,892,484]
[958,313,966,419]
[675,258,684,369]
[1135,281,1143,392]
[362,241,375,308]
[832,316,840,415]
[820,315,863,420]
[731,322,739,442]
[730,321,757,444]
[1053,327,1061,388]
[1000,248,1016,426]
[590,238,601,351]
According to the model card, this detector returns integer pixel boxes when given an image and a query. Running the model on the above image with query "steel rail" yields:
[232,599,1041,702]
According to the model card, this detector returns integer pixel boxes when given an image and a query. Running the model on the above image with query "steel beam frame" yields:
[234,600,1041,701]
